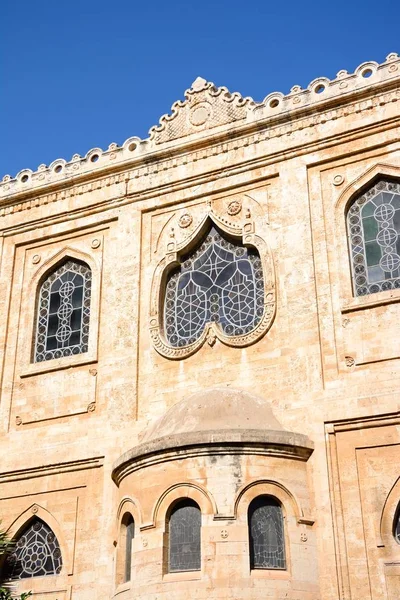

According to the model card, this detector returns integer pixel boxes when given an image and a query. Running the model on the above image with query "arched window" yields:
[8,518,62,579]
[117,513,135,584]
[168,499,201,572]
[34,259,92,362]
[394,504,400,544]
[347,179,400,297]
[248,496,286,570]
[164,225,264,347]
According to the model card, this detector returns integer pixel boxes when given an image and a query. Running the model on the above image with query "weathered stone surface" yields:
[0,53,399,600]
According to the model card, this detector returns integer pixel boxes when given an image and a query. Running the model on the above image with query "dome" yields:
[113,387,313,485]
[140,387,284,443]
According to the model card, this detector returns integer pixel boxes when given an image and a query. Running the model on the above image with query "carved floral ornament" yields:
[149,205,276,359]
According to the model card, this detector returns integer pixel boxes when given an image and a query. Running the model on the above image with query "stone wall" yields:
[0,54,399,599]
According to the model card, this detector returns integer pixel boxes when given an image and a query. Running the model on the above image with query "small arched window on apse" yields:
[116,513,135,585]
[7,518,62,579]
[167,499,201,572]
[164,225,264,347]
[248,496,286,570]
[394,503,400,544]
[347,179,400,297]
[34,259,92,362]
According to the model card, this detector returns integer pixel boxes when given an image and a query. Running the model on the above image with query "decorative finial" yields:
[191,76,207,92]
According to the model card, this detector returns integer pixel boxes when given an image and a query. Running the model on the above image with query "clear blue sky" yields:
[1,0,399,178]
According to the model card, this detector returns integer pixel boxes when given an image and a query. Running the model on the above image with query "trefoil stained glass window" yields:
[164,226,264,347]
[347,179,400,296]
[168,500,201,572]
[34,260,92,362]
[248,496,286,570]
[8,518,62,579]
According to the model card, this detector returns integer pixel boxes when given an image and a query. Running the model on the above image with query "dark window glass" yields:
[168,500,201,572]
[394,505,400,545]
[8,518,62,579]
[164,226,264,347]
[249,496,286,570]
[123,515,134,583]
[34,260,91,362]
[347,180,400,296]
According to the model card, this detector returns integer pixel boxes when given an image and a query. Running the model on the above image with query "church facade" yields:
[0,53,400,600]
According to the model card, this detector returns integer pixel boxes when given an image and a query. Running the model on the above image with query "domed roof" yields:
[140,387,284,443]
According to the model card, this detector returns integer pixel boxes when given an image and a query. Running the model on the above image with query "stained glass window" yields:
[34,260,91,362]
[168,500,201,572]
[249,496,286,570]
[394,506,400,544]
[347,179,400,296]
[164,226,264,347]
[8,518,62,579]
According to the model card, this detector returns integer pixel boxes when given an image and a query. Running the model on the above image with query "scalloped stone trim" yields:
[1,53,398,199]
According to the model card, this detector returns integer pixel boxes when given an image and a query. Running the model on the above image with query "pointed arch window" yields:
[347,179,400,296]
[167,499,201,572]
[8,518,62,579]
[248,496,286,570]
[164,226,264,347]
[34,259,92,362]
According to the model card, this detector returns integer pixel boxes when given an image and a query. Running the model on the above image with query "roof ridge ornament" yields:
[148,78,255,144]
[1,53,399,197]
[191,76,208,92]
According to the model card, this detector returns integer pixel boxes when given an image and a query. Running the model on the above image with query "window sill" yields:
[19,354,97,378]
[163,570,202,582]
[341,288,400,313]
[251,568,289,580]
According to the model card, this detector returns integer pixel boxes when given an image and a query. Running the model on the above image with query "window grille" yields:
[248,496,286,570]
[164,226,264,347]
[168,500,201,572]
[8,518,62,579]
[347,179,400,296]
[34,260,91,362]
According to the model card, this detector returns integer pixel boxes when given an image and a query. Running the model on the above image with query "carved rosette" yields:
[149,208,276,359]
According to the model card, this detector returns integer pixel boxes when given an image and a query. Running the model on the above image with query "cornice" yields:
[1,53,399,215]
[112,429,314,485]
[0,456,104,483]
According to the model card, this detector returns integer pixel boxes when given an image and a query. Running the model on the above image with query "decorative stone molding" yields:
[0,456,104,483]
[112,429,313,485]
[227,199,242,216]
[1,53,398,205]
[149,203,276,359]
[149,76,255,144]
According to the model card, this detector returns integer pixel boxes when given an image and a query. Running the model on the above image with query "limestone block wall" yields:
[0,54,399,599]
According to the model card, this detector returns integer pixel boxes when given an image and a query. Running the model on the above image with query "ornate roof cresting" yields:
[1,53,399,199]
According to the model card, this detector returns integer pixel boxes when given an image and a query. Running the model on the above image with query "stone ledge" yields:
[112,429,314,485]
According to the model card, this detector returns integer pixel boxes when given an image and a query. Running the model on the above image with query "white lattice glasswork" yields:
[164,227,264,347]
[168,500,201,572]
[249,496,286,570]
[34,260,91,362]
[9,518,62,579]
[347,180,400,296]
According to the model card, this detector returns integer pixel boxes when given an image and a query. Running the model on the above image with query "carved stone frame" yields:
[149,207,276,359]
